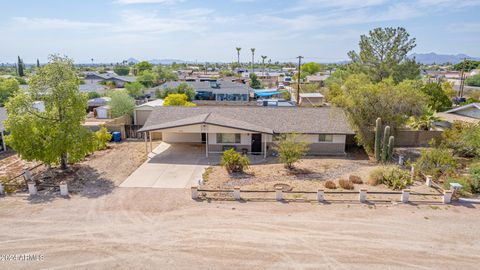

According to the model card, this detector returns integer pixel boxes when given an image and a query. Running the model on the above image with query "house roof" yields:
[160,81,253,95]
[300,93,325,98]
[444,103,480,114]
[436,112,480,124]
[139,106,354,135]
[83,72,135,83]
[135,99,164,109]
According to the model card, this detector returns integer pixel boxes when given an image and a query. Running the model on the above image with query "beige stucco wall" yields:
[163,132,201,143]
[135,109,153,126]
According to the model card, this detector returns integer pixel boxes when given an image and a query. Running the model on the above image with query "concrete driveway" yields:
[120,143,209,188]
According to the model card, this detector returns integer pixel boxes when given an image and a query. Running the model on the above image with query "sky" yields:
[0,0,479,64]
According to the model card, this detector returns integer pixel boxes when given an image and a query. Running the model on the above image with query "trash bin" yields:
[112,132,121,142]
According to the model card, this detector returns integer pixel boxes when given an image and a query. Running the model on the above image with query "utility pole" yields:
[296,56,303,105]
[459,58,466,98]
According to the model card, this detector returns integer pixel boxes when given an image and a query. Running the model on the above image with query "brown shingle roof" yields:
[139,106,354,134]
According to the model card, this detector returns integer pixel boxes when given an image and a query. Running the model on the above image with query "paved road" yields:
[120,143,210,188]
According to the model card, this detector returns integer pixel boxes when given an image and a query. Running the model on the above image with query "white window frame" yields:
[216,133,241,144]
[319,134,333,142]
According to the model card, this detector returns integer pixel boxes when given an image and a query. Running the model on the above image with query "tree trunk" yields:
[60,153,68,170]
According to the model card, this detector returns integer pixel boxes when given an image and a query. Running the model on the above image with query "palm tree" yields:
[408,108,441,131]
[261,55,267,75]
[250,48,255,73]
[235,47,241,66]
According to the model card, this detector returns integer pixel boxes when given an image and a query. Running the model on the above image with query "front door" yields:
[201,133,206,144]
[251,133,262,154]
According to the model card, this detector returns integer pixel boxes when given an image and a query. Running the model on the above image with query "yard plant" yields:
[94,126,112,150]
[414,147,457,180]
[220,148,250,173]
[368,165,412,190]
[275,134,309,170]
[339,179,354,190]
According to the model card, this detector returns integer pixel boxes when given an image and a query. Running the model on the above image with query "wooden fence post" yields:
[275,186,283,201]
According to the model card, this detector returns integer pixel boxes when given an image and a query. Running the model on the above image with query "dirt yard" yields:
[0,188,479,269]
[201,155,439,199]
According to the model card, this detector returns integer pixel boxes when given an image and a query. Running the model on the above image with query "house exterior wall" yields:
[163,132,202,143]
[135,109,153,126]
[454,108,480,119]
[269,134,346,155]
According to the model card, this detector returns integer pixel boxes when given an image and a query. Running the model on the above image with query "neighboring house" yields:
[299,93,324,107]
[435,103,480,128]
[134,99,164,126]
[256,99,295,107]
[87,97,111,112]
[160,81,252,102]
[80,83,107,93]
[138,106,354,157]
[0,107,7,152]
[305,74,329,85]
[95,105,111,119]
[83,72,135,88]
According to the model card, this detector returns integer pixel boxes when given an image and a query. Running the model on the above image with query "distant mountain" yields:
[410,53,480,65]
[148,59,189,65]
[127,57,139,64]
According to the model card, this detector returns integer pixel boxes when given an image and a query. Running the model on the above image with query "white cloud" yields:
[11,17,110,30]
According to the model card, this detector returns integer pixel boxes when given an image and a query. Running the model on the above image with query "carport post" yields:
[144,132,148,155]
[263,133,267,158]
[205,133,209,157]
[149,131,153,152]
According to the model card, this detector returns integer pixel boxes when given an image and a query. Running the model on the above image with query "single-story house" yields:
[84,72,135,88]
[299,93,325,107]
[160,81,253,102]
[87,97,111,112]
[95,105,111,119]
[435,103,480,128]
[134,99,164,126]
[138,106,354,157]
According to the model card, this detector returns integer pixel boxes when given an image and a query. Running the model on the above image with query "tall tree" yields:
[17,56,25,77]
[0,78,20,106]
[236,47,241,66]
[348,27,419,83]
[108,90,135,118]
[36,59,40,68]
[261,55,267,74]
[5,55,93,170]
[250,48,255,73]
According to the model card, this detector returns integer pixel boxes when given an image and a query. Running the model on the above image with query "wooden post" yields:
[144,132,148,155]
[149,131,153,152]
[205,133,209,158]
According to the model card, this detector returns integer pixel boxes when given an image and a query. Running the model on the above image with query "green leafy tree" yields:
[348,27,419,83]
[276,134,309,170]
[0,78,20,106]
[453,60,480,72]
[163,94,196,106]
[87,91,101,99]
[249,73,262,89]
[114,65,130,76]
[5,55,94,170]
[465,74,480,87]
[153,66,178,82]
[419,82,453,111]
[108,90,135,117]
[17,56,25,77]
[159,83,195,101]
[330,74,426,152]
[137,70,158,87]
[301,62,323,78]
[134,61,153,75]
[125,81,145,98]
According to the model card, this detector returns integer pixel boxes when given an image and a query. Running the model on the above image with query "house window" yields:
[217,133,241,144]
[319,134,333,142]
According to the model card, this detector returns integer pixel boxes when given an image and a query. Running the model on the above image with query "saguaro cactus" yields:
[374,118,382,161]
[387,136,395,161]
[381,126,391,163]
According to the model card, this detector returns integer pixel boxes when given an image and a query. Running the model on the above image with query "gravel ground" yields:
[0,188,479,269]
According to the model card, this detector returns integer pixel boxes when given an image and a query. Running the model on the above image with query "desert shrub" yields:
[94,126,112,150]
[0,174,20,193]
[442,122,480,158]
[368,165,412,190]
[220,148,250,173]
[349,175,363,184]
[414,147,457,180]
[324,180,336,189]
[339,179,354,190]
[444,177,473,196]
[275,133,309,170]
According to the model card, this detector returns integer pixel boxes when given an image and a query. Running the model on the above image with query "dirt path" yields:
[0,188,479,269]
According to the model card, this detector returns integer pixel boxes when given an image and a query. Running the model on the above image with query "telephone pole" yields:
[459,58,466,98]
[296,56,304,105]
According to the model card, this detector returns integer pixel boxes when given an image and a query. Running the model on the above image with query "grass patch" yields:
[202,167,214,184]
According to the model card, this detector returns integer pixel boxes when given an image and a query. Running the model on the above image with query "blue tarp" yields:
[255,91,281,97]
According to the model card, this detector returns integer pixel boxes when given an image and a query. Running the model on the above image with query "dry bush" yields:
[349,175,363,184]
[324,180,336,189]
[368,167,384,186]
[339,179,354,190]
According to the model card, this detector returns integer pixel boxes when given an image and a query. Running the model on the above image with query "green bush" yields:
[414,147,457,180]
[94,126,112,150]
[442,122,480,158]
[276,134,309,170]
[368,165,412,190]
[87,91,101,99]
[220,148,250,173]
